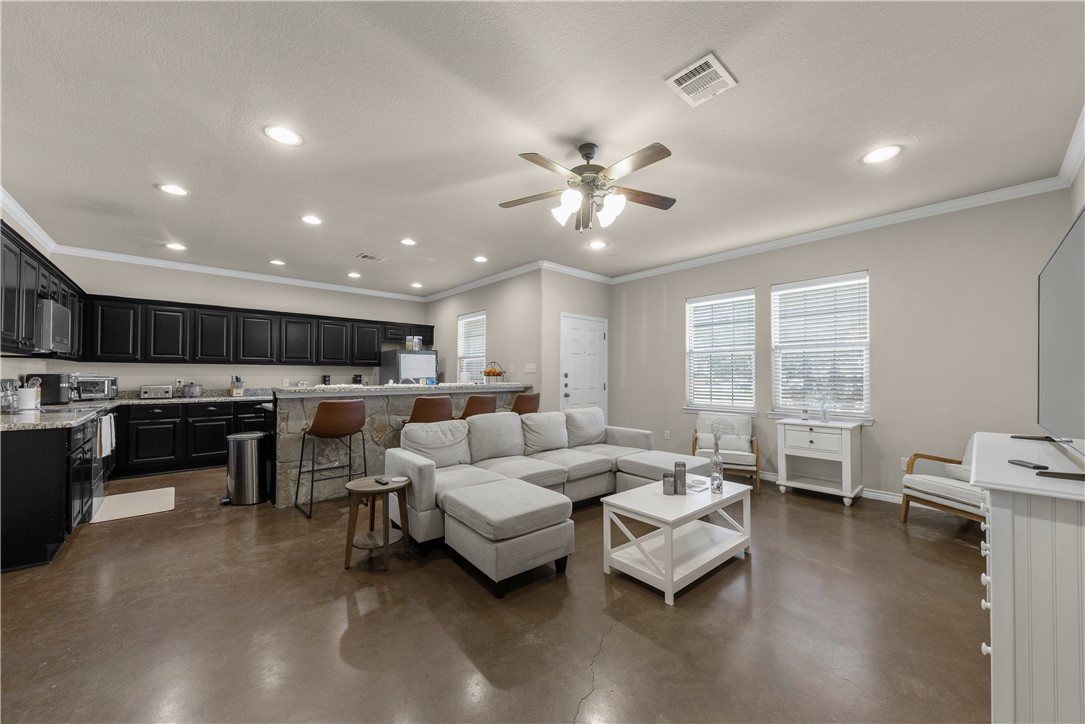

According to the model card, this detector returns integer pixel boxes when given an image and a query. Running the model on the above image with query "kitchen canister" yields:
[16,388,38,410]
[674,462,687,495]
[662,472,676,495]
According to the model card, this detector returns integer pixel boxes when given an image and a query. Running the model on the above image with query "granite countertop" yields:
[273,382,531,398]
[0,394,274,432]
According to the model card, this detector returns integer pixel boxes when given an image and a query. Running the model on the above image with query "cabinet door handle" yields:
[153,408,162,413]
[207,406,217,411]
[980,521,989,532]
[980,572,991,587]
[979,502,989,516]
[980,642,991,656]
[980,598,991,611]
[980,541,990,556]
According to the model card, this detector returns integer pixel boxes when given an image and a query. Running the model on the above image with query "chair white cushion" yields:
[530,448,612,480]
[694,413,752,452]
[472,456,568,488]
[572,444,645,471]
[902,474,985,508]
[467,412,524,462]
[694,449,756,466]
[565,407,607,447]
[401,420,470,468]
[521,411,569,455]
[617,450,712,479]
[943,463,972,483]
[433,464,507,507]
[442,479,571,541]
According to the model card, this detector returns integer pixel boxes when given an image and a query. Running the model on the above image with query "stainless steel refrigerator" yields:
[380,349,438,385]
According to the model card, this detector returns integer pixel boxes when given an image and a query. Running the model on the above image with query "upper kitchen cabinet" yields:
[18,253,40,350]
[317,320,350,365]
[351,322,381,366]
[90,300,142,362]
[410,325,434,346]
[1,237,21,348]
[144,304,190,362]
[280,317,316,365]
[192,308,233,364]
[382,323,409,343]
[235,312,279,364]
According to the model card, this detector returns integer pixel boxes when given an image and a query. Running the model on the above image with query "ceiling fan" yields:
[499,142,676,231]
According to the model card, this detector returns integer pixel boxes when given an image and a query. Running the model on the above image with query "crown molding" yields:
[538,260,612,284]
[0,186,60,251]
[1059,105,1084,184]
[51,245,425,302]
[422,261,545,302]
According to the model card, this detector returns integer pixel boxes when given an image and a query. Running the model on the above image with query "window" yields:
[771,271,870,417]
[686,289,755,410]
[457,311,486,383]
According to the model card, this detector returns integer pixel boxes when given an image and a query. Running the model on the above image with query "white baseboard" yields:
[861,488,904,504]
[760,471,778,483]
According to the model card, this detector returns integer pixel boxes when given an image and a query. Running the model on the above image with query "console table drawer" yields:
[784,428,842,453]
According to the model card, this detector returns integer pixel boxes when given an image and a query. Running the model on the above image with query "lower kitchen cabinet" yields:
[1,428,68,571]
[128,419,185,467]
[186,416,234,461]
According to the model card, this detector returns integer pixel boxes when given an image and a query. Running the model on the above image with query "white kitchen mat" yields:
[90,488,175,523]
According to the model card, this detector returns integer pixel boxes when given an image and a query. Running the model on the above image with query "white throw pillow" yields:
[565,407,606,447]
[695,413,752,453]
[522,411,569,455]
[944,463,972,483]
[467,411,525,462]
[401,420,470,468]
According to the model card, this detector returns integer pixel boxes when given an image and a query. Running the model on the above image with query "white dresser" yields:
[972,433,1085,723]
[776,418,863,506]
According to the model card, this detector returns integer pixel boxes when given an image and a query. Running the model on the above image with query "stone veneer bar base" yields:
[273,384,529,509]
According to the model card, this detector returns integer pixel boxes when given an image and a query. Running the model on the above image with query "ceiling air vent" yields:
[355,252,386,262]
[667,53,737,108]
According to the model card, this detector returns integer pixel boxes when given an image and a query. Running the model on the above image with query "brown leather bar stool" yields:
[406,395,453,423]
[510,392,540,415]
[294,399,368,518]
[456,395,497,419]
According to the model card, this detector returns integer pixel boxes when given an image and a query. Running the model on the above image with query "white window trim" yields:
[686,288,756,411]
[456,310,486,384]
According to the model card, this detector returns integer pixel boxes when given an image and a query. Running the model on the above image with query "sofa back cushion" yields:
[695,412,752,452]
[467,411,525,462]
[522,411,570,455]
[401,420,470,468]
[565,407,606,447]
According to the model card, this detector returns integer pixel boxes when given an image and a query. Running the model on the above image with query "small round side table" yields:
[344,476,412,571]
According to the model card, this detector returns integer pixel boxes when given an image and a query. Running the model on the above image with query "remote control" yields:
[1008,459,1049,470]
[375,476,390,485]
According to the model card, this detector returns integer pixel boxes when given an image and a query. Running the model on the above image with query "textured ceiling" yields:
[2,2,1082,296]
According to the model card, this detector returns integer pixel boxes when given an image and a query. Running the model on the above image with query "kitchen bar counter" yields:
[0,394,273,432]
[273,382,531,508]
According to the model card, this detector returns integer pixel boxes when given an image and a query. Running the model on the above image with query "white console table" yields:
[972,433,1085,723]
[776,418,863,505]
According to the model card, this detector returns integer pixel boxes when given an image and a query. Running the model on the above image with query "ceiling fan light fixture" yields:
[597,192,627,227]
[559,189,582,210]
[551,205,576,226]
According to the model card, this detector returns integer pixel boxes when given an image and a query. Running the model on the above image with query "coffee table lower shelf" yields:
[607,520,749,605]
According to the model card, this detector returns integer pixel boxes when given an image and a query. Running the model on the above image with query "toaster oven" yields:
[71,374,118,400]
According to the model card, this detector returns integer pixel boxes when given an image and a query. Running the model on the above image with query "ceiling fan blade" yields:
[498,190,564,208]
[612,186,677,210]
[599,143,671,182]
[519,153,582,181]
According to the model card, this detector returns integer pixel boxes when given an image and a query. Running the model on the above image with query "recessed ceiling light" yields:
[347,272,361,279]
[588,240,607,250]
[862,145,901,164]
[474,256,488,263]
[165,242,187,251]
[157,184,188,196]
[400,238,417,246]
[411,282,423,288]
[269,259,286,266]
[301,215,322,225]
[264,126,302,145]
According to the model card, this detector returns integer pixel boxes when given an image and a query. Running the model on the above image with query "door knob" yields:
[564,393,571,398]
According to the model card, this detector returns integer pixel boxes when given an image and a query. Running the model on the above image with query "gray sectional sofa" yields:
[385,407,709,544]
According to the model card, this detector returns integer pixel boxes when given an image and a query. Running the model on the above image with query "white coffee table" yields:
[601,476,751,605]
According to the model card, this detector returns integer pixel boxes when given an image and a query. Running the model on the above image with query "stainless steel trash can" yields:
[226,432,268,505]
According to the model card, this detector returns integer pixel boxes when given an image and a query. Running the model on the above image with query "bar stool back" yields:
[510,392,540,415]
[456,395,497,419]
[406,395,453,423]
[294,399,368,518]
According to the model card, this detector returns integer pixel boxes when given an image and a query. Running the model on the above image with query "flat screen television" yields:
[1037,206,1085,459]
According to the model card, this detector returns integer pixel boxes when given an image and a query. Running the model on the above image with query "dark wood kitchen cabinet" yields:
[280,317,316,364]
[235,312,279,364]
[410,325,434,346]
[18,253,40,349]
[126,405,185,467]
[144,304,190,362]
[186,404,234,461]
[90,300,142,362]
[1,237,20,347]
[1,428,69,571]
[351,322,381,366]
[192,309,233,363]
[382,323,409,343]
[318,320,350,365]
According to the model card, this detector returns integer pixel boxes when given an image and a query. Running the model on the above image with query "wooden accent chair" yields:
[691,411,761,494]
[510,393,540,415]
[456,395,497,420]
[407,396,454,424]
[294,399,368,518]
[900,435,984,523]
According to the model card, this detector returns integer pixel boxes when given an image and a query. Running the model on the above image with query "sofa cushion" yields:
[467,412,525,462]
[573,443,644,471]
[521,411,569,455]
[617,450,712,479]
[472,456,568,488]
[401,420,470,468]
[442,479,571,541]
[530,448,611,480]
[434,464,507,508]
[565,407,607,447]
[695,449,756,467]
[903,473,985,508]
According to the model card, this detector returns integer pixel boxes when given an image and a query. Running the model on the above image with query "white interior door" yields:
[560,313,607,415]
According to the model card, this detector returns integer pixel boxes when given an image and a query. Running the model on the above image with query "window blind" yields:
[686,290,755,409]
[457,311,486,383]
[771,272,869,416]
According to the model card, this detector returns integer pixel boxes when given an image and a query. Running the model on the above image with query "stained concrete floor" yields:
[1,468,989,723]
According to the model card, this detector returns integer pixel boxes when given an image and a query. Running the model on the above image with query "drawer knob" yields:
[809,439,814,444]
[980,598,991,611]
[808,427,814,432]
[980,572,991,586]
[980,522,989,532]
[980,542,990,556]
[980,642,991,656]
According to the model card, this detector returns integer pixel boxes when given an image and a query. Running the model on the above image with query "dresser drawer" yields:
[129,404,183,420]
[187,402,233,418]
[784,428,842,453]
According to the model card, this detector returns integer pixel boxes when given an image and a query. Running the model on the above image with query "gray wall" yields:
[608,188,1075,495]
